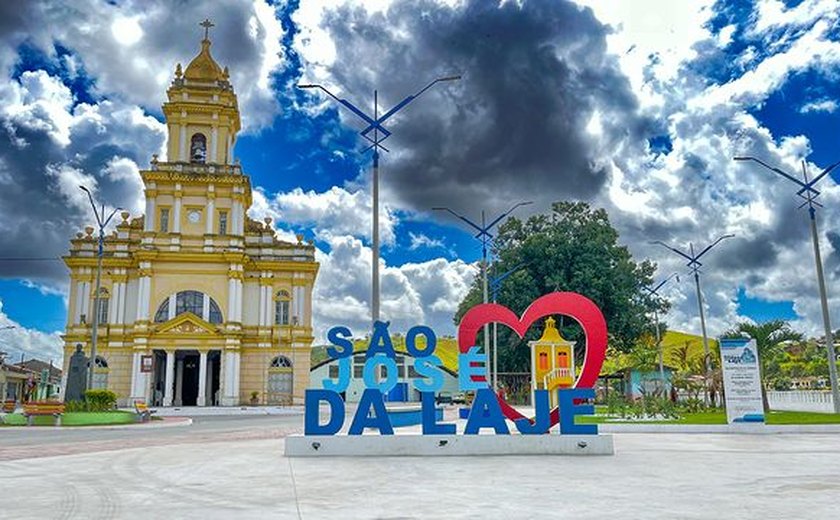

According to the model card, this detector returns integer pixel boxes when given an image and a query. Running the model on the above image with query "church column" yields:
[144,189,156,232]
[130,351,148,403]
[116,278,127,324]
[206,197,215,234]
[163,350,175,406]
[174,357,184,407]
[210,125,218,163]
[179,123,187,161]
[80,280,91,323]
[222,350,240,406]
[74,279,85,324]
[226,134,232,164]
[173,185,182,233]
[136,265,152,321]
[197,351,208,406]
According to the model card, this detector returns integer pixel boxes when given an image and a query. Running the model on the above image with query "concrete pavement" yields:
[2,431,840,519]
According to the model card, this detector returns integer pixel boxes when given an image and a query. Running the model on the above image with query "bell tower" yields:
[140,19,250,242]
[162,19,241,165]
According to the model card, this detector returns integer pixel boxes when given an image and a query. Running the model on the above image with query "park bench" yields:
[22,402,65,426]
[133,400,157,422]
[2,400,16,413]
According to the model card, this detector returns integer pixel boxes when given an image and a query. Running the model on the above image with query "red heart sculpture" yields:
[457,291,608,429]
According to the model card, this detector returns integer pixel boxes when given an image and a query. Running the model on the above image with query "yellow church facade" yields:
[61,27,318,407]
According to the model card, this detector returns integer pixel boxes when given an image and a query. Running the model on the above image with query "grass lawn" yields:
[578,409,840,425]
[1,411,137,427]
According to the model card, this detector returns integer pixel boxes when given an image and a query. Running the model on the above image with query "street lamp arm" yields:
[432,207,485,236]
[694,234,735,261]
[734,156,807,188]
[298,83,390,138]
[78,185,104,227]
[102,207,123,228]
[806,160,840,187]
[651,240,694,264]
[360,75,461,138]
[484,201,534,232]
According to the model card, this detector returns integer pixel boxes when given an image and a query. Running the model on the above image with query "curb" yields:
[0,417,192,432]
[600,423,840,434]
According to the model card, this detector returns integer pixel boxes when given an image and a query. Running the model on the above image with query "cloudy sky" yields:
[0,0,839,363]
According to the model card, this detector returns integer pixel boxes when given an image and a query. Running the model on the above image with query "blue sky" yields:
[0,0,839,362]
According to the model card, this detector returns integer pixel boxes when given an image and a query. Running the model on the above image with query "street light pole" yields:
[734,155,840,413]
[653,234,734,405]
[298,76,461,324]
[489,262,527,391]
[79,186,121,390]
[433,202,533,386]
[643,273,679,389]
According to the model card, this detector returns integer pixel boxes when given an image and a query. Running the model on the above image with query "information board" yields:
[719,338,765,424]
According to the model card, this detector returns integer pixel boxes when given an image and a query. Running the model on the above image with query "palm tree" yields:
[721,320,803,412]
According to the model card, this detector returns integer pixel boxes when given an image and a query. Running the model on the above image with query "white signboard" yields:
[719,338,765,424]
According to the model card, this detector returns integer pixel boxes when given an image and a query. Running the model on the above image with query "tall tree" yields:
[455,201,664,372]
[721,320,803,412]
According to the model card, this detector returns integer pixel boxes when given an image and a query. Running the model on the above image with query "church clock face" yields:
[188,210,201,223]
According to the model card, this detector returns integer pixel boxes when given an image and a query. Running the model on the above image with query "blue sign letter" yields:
[559,388,597,435]
[413,355,444,393]
[349,389,394,435]
[458,347,488,391]
[367,320,396,358]
[322,356,350,392]
[421,392,455,435]
[515,390,551,435]
[363,355,398,393]
[304,389,345,435]
[326,326,354,359]
[406,325,437,357]
[464,388,509,435]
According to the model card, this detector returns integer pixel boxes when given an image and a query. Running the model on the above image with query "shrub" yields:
[64,400,87,413]
[84,389,118,412]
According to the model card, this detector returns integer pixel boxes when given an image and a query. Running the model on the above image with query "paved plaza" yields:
[2,415,840,519]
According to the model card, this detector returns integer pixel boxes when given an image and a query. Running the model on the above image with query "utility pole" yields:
[735,155,840,413]
[79,186,121,390]
[653,235,734,405]
[433,203,532,386]
[489,262,527,391]
[643,273,679,389]
[298,76,461,324]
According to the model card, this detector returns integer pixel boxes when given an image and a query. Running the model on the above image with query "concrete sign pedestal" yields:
[285,434,614,457]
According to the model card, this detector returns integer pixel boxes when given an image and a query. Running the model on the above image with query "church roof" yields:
[184,37,225,82]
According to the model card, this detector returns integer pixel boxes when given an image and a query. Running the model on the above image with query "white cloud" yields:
[8,0,286,132]
[251,186,398,245]
[0,300,64,364]
[799,98,838,114]
[311,232,474,342]
[408,231,446,251]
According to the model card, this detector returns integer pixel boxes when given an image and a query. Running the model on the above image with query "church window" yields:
[154,299,169,322]
[538,352,548,371]
[95,288,109,324]
[154,291,223,323]
[190,133,207,163]
[271,355,293,369]
[208,298,223,324]
[159,208,170,232]
[218,211,228,235]
[275,290,291,325]
[176,290,204,316]
[329,365,339,378]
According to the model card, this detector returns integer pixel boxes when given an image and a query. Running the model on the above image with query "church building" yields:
[61,23,318,407]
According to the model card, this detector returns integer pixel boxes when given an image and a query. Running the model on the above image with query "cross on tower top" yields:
[200,19,214,40]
